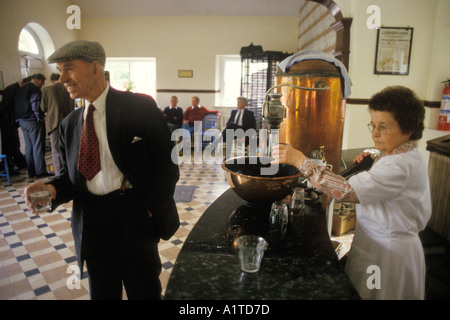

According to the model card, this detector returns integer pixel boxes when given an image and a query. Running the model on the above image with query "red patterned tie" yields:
[78,104,101,181]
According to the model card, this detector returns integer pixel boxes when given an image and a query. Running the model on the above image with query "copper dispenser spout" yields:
[262,82,329,156]
[262,82,329,129]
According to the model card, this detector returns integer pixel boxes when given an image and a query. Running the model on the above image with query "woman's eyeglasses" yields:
[367,123,396,135]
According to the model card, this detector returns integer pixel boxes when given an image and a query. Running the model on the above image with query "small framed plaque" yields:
[178,70,193,78]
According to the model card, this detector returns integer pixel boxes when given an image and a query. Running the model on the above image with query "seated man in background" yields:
[163,96,183,132]
[182,96,219,137]
[222,96,256,142]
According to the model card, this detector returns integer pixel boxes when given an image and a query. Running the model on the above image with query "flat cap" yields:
[47,40,106,66]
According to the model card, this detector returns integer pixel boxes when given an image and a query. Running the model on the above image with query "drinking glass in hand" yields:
[30,190,52,213]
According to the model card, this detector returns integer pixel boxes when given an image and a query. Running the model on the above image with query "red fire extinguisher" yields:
[438,79,450,131]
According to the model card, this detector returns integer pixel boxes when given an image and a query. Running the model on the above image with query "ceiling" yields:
[71,0,303,17]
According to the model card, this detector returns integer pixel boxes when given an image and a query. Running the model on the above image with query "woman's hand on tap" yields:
[271,143,306,169]
[353,151,372,164]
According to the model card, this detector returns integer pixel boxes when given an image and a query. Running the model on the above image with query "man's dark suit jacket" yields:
[163,106,183,128]
[14,82,44,122]
[48,87,180,268]
[0,83,21,152]
[0,82,20,123]
[226,108,256,131]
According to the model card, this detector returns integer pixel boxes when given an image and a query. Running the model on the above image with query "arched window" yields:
[19,28,40,55]
[18,25,44,78]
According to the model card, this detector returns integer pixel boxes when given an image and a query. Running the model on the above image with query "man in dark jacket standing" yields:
[14,73,51,178]
[0,77,29,172]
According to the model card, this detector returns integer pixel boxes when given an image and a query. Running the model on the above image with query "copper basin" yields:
[221,156,302,204]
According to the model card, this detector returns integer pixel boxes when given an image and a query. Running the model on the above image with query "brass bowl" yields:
[221,156,302,204]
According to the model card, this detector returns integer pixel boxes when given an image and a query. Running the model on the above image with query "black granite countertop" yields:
[164,188,359,300]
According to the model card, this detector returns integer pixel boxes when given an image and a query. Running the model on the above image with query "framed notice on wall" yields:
[374,27,413,75]
[178,70,193,78]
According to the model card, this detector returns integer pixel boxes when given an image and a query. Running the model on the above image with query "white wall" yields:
[79,15,298,110]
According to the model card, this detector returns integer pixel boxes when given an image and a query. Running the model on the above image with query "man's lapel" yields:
[105,88,124,171]
[231,109,237,122]
[74,107,86,185]
[242,109,247,123]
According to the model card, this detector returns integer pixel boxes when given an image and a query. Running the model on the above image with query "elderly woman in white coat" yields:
[272,86,431,300]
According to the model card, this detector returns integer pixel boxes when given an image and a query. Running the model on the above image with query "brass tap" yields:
[319,146,326,162]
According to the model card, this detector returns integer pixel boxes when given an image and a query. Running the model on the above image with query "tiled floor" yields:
[0,154,230,300]
[1,150,354,300]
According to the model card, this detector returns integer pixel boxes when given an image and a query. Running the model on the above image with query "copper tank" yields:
[276,60,345,174]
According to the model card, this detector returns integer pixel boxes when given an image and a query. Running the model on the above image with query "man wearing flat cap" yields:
[24,40,180,300]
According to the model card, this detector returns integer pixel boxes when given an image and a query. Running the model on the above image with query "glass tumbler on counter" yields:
[290,187,305,215]
[237,235,267,273]
[270,201,288,234]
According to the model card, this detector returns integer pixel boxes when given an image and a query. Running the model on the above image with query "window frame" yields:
[215,54,241,107]
[105,57,157,99]
[18,26,44,77]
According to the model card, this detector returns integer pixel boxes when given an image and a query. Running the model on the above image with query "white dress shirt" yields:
[83,85,126,195]
[234,109,243,127]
